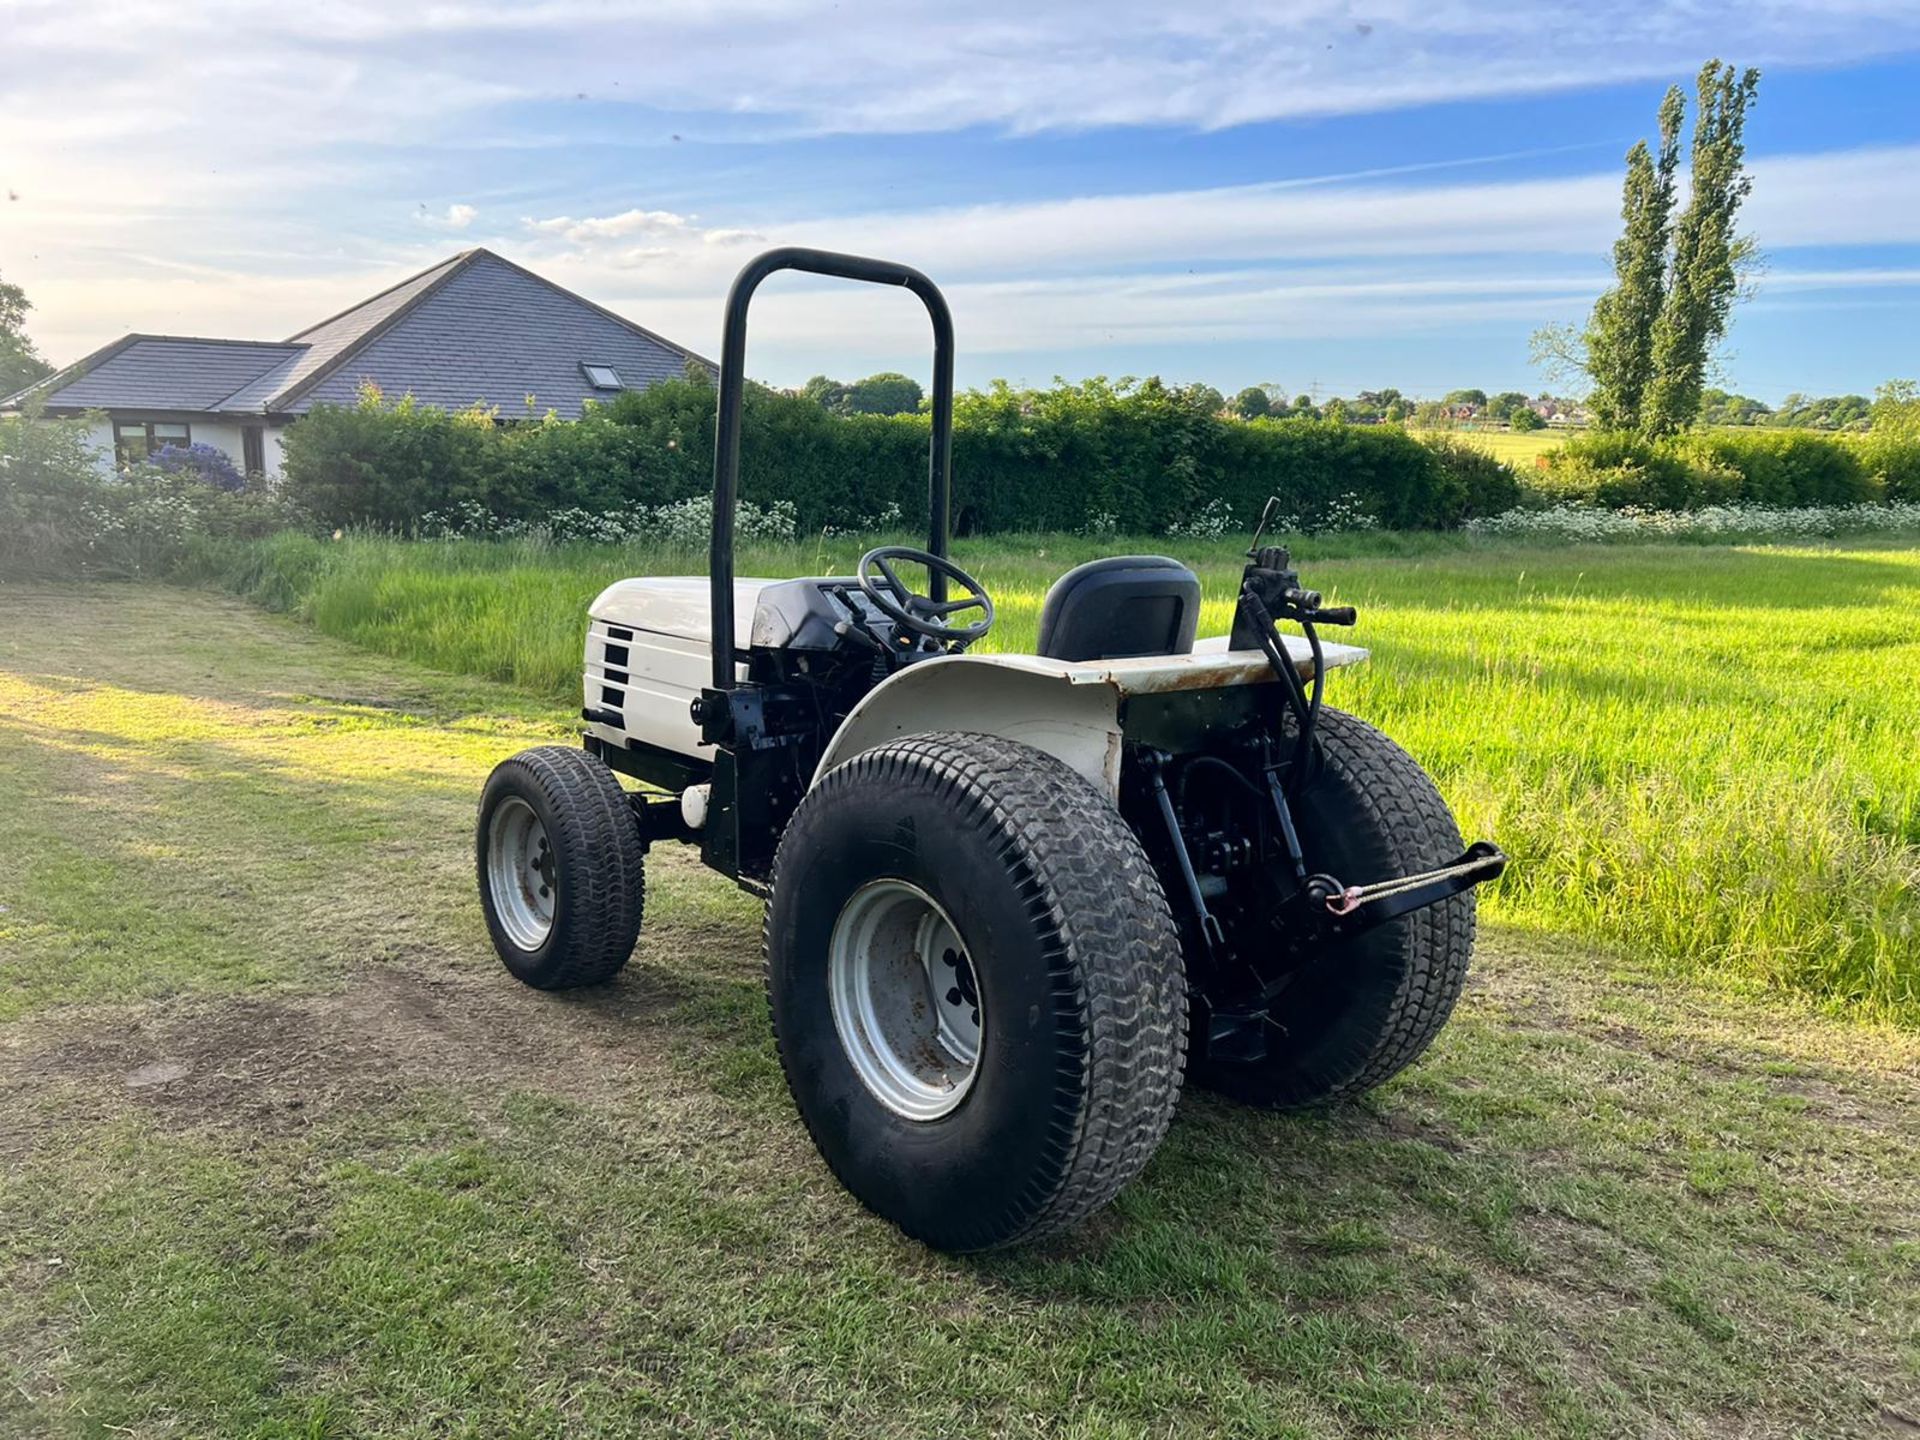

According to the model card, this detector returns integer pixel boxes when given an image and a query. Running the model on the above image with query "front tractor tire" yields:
[1195,707,1477,1110]
[765,732,1188,1253]
[477,745,645,990]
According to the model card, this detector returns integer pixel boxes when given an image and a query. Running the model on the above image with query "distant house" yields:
[0,249,711,480]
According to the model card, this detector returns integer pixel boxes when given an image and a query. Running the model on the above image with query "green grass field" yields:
[1414,427,1567,469]
[198,529,1920,1023]
[2,586,1917,1437]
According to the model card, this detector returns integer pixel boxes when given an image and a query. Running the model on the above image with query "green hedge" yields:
[1856,432,1920,503]
[1539,428,1915,510]
[276,379,1919,531]
[277,377,1520,535]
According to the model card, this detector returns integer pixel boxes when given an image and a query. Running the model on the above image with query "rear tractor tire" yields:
[477,745,646,990]
[1194,707,1477,1110]
[765,732,1188,1253]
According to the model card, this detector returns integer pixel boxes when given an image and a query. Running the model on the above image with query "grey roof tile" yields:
[23,338,303,411]
[278,253,704,418]
[217,252,471,411]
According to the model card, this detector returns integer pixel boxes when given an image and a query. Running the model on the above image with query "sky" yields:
[3,1,1920,402]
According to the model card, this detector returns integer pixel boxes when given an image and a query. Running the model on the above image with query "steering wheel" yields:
[856,546,996,645]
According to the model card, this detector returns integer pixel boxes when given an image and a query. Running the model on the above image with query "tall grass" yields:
[189,529,1920,1021]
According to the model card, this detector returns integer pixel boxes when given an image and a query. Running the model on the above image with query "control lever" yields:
[833,618,884,654]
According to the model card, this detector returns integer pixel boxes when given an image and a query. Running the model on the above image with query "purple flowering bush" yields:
[151,441,247,492]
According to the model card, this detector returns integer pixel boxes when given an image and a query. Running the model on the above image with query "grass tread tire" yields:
[764,731,1188,1252]
[477,745,645,991]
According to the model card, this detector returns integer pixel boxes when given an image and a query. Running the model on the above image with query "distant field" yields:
[191,530,1920,1024]
[1415,426,1568,468]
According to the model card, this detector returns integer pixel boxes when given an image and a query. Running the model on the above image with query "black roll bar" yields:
[709,247,955,692]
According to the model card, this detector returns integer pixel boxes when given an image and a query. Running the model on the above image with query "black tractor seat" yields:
[1035,555,1202,662]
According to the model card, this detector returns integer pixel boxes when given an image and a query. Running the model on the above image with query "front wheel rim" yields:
[828,880,982,1121]
[487,796,556,950]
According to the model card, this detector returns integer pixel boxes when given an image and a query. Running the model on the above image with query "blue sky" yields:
[4,1,1920,401]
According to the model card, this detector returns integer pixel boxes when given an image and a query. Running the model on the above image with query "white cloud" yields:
[5,0,1920,177]
[418,203,479,229]
[524,209,694,243]
[5,0,1920,384]
[513,143,1920,298]
[16,140,1920,373]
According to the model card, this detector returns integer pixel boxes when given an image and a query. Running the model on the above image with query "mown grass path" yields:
[1,586,1916,1438]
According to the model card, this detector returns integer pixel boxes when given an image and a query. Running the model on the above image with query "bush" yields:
[1535,432,1728,509]
[151,441,246,493]
[1539,428,1885,511]
[1858,384,1920,502]
[1677,430,1877,506]
[278,384,508,529]
[0,407,288,579]
[1423,436,1526,520]
[1856,434,1920,503]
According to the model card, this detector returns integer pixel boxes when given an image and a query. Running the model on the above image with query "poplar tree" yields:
[1644,62,1763,435]
[1583,86,1683,430]
[1547,61,1761,434]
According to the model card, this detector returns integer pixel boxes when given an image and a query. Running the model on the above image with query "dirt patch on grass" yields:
[0,956,717,1154]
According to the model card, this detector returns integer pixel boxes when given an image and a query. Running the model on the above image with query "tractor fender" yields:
[813,654,1127,797]
[810,637,1370,799]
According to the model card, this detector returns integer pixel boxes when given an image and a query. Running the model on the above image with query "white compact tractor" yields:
[478,249,1505,1252]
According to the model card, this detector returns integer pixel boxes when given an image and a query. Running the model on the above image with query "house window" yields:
[114,420,191,466]
[580,362,623,391]
[242,426,265,477]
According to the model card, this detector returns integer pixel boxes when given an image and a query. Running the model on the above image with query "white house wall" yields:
[80,417,117,476]
[262,424,289,481]
[67,414,290,481]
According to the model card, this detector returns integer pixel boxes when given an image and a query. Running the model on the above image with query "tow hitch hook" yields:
[1302,840,1508,934]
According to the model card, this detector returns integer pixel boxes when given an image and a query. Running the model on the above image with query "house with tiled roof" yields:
[0,250,710,479]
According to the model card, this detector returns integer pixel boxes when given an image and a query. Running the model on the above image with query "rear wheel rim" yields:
[828,879,982,1121]
[488,796,555,950]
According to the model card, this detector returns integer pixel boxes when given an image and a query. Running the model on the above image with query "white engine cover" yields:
[584,577,774,759]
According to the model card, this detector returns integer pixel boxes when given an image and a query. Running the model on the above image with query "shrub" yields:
[0,407,288,578]
[278,384,507,529]
[1857,384,1920,502]
[1539,428,1886,511]
[151,440,247,492]
[1,405,109,576]
[1423,436,1525,519]
[1856,434,1920,503]
[1536,431,1728,509]
[1678,430,1877,506]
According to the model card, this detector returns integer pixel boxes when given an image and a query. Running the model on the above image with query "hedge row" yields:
[274,377,1920,535]
[1539,428,1920,509]
[279,378,1522,535]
